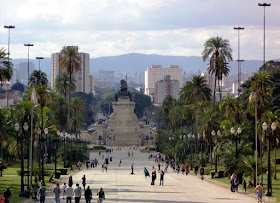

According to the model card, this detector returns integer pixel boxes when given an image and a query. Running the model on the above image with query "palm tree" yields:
[180,75,211,105]
[202,36,232,102]
[29,70,48,87]
[59,46,81,132]
[50,96,68,131]
[168,104,183,132]
[0,47,13,108]
[55,72,76,99]
[70,97,84,137]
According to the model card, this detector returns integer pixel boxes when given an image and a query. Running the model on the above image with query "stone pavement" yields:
[22,147,265,203]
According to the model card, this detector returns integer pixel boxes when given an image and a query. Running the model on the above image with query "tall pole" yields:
[234,27,244,96]
[24,44,34,86]
[4,25,15,108]
[258,3,271,73]
[36,57,44,71]
[266,135,272,196]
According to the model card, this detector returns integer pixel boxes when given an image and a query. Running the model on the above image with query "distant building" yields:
[14,62,35,85]
[134,71,145,85]
[89,75,95,93]
[145,65,183,100]
[95,80,113,89]
[98,70,114,82]
[51,46,90,94]
[154,75,180,105]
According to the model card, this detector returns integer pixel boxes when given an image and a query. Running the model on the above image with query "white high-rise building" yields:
[145,65,183,99]
[51,46,90,93]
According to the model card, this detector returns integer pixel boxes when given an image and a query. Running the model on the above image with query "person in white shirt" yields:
[65,185,74,203]
[73,183,82,203]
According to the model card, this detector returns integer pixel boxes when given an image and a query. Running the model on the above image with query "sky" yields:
[0,0,279,60]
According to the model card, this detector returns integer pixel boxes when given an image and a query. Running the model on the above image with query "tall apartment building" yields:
[51,46,90,93]
[134,71,145,85]
[154,75,180,105]
[145,65,183,100]
[201,72,215,97]
[14,62,35,85]
[89,75,95,93]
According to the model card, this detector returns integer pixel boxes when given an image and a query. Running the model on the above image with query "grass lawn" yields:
[0,176,24,203]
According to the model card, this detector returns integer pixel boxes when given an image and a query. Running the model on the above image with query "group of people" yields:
[143,166,165,186]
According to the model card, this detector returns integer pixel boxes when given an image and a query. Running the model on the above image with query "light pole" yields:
[262,122,276,196]
[54,131,60,178]
[40,128,48,184]
[36,57,44,71]
[24,44,34,86]
[62,130,66,168]
[230,127,242,168]
[233,27,244,96]
[188,134,195,170]
[258,3,271,73]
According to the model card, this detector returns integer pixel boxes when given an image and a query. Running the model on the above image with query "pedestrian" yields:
[119,159,122,167]
[3,188,12,203]
[73,183,82,203]
[230,173,235,192]
[144,167,150,178]
[158,163,160,172]
[38,183,46,203]
[185,164,189,175]
[78,161,82,170]
[242,179,247,192]
[101,164,104,172]
[131,163,135,175]
[69,176,73,187]
[62,183,67,199]
[84,186,92,203]
[65,184,73,203]
[53,183,61,203]
[181,164,185,175]
[82,175,86,190]
[160,170,164,186]
[234,177,239,192]
[97,188,105,203]
[151,166,156,185]
[255,183,263,203]
[95,158,98,167]
[194,165,198,176]
[200,166,204,180]
[32,180,39,201]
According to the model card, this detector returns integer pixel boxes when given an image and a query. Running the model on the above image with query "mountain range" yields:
[12,53,270,76]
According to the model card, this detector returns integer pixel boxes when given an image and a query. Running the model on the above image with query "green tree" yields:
[29,70,48,87]
[202,36,232,102]
[70,97,85,137]
[55,72,76,99]
[59,46,81,131]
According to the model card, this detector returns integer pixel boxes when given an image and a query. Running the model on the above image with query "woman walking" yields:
[97,188,105,203]
[84,186,92,203]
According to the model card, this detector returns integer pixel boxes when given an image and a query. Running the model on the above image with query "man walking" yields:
[65,184,74,203]
[151,166,156,185]
[38,183,46,203]
[53,183,61,203]
[200,166,204,180]
[131,163,135,175]
[3,188,12,203]
[73,183,82,203]
[159,170,164,186]
[255,183,263,203]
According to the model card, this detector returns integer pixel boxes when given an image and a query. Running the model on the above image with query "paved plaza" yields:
[23,147,262,203]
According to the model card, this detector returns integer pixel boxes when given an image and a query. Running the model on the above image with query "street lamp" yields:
[231,127,242,167]
[62,130,66,168]
[24,44,34,86]
[233,27,244,96]
[262,122,276,196]
[36,57,44,71]
[70,134,73,170]
[258,3,271,73]
[188,134,195,170]
[40,128,48,184]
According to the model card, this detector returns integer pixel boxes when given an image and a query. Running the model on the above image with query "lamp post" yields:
[233,27,244,96]
[70,134,73,170]
[258,3,271,73]
[198,133,204,166]
[230,127,242,168]
[36,57,44,71]
[262,122,276,196]
[15,123,24,197]
[54,131,60,178]
[62,130,66,168]
[188,134,195,170]
[24,44,34,86]
[41,128,48,184]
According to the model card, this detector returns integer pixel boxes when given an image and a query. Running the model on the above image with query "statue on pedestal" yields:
[115,79,133,101]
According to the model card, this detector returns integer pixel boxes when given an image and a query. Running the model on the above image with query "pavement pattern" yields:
[22,147,262,203]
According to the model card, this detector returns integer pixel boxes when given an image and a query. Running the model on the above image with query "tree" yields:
[55,72,76,99]
[59,46,81,131]
[70,97,85,137]
[29,70,48,87]
[50,96,68,131]
[220,94,243,125]
[180,75,211,105]
[202,36,232,102]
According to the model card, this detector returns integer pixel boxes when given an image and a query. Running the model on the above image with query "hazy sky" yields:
[0,0,279,60]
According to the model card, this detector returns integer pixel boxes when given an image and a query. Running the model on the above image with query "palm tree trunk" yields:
[68,72,71,132]
[213,76,217,105]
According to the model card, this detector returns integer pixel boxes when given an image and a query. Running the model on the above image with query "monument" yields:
[90,80,154,146]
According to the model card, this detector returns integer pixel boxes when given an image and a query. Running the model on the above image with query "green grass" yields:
[0,176,24,203]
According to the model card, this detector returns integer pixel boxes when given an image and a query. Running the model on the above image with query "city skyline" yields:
[0,0,280,60]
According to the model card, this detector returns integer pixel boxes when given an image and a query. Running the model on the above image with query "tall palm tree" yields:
[50,96,68,131]
[0,47,13,108]
[29,70,48,87]
[55,72,76,100]
[180,75,211,105]
[202,36,232,102]
[70,97,85,137]
[59,46,81,132]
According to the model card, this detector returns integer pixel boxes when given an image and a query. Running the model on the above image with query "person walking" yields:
[97,188,105,203]
[53,183,61,203]
[3,188,12,203]
[38,183,46,203]
[73,183,82,203]
[32,180,39,201]
[234,177,239,192]
[242,179,247,192]
[159,170,164,186]
[62,183,67,199]
[200,166,204,180]
[69,176,73,187]
[144,167,150,178]
[82,175,86,190]
[158,163,160,172]
[119,159,122,167]
[84,186,92,203]
[255,183,263,203]
[131,163,135,175]
[151,166,156,185]
[65,184,74,203]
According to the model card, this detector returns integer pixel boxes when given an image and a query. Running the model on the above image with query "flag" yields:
[31,87,38,106]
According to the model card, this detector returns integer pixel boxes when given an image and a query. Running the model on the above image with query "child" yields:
[242,179,247,192]
[62,183,67,199]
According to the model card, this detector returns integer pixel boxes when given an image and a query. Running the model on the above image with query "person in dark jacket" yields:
[200,166,204,180]
[84,186,92,203]
[97,188,105,203]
